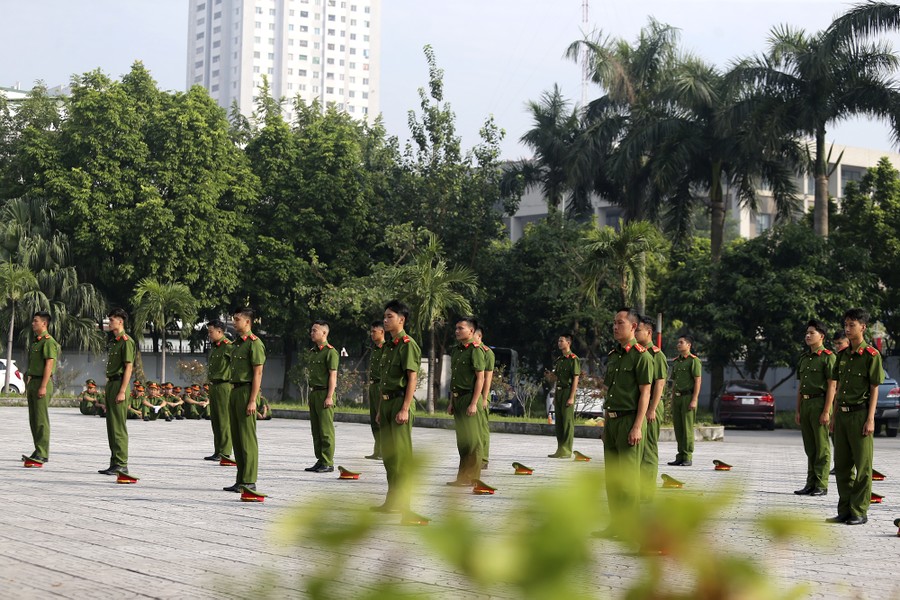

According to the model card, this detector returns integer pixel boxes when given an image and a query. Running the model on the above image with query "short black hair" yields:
[843,307,870,326]
[108,308,128,322]
[370,320,384,329]
[678,334,694,347]
[833,330,847,341]
[639,315,655,333]
[559,332,574,343]
[207,319,227,331]
[806,319,827,338]
[617,307,641,324]
[384,299,410,324]
[32,310,51,324]
[474,326,484,336]
[233,307,255,321]
[312,319,330,331]
[456,316,478,330]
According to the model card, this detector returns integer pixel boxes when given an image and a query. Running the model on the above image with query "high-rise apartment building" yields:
[186,0,380,121]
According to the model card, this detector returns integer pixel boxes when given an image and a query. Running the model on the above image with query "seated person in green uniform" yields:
[142,381,172,421]
[183,384,209,419]
[127,384,146,419]
[79,379,105,416]
[163,383,184,419]
[198,383,212,419]
[256,395,272,420]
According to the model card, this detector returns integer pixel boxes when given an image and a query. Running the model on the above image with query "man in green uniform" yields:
[204,320,233,461]
[549,333,580,459]
[79,379,104,417]
[170,386,186,418]
[305,320,339,473]
[223,307,266,493]
[473,327,495,470]
[600,308,653,532]
[668,334,701,466]
[183,384,208,419]
[366,320,386,460]
[127,384,145,419]
[23,311,59,464]
[255,395,272,420]
[827,308,883,525]
[142,381,172,421]
[447,317,486,486]
[833,331,849,353]
[372,299,421,515]
[794,319,836,496]
[636,315,667,502]
[99,308,136,475]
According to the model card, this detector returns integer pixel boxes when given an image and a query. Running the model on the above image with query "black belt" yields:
[452,389,472,398]
[801,394,824,400]
[369,379,380,384]
[311,386,328,391]
[231,381,250,387]
[108,375,122,382]
[381,390,405,401]
[674,390,692,396]
[838,403,867,413]
[606,409,636,419]
[210,379,228,384]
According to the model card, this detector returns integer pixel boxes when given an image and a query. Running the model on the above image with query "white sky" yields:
[1,0,896,159]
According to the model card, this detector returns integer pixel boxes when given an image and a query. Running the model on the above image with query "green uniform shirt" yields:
[230,332,266,383]
[80,391,100,404]
[27,333,59,377]
[672,353,702,393]
[554,353,581,390]
[308,344,339,388]
[208,338,234,381]
[106,333,136,377]
[369,342,386,383]
[835,342,884,405]
[797,346,836,396]
[450,341,486,391]
[380,330,421,393]
[482,346,496,400]
[130,395,144,412]
[650,346,668,381]
[605,338,654,411]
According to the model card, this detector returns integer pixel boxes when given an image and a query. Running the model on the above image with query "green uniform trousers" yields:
[368,383,381,457]
[640,403,664,501]
[380,395,414,511]
[603,414,645,518]
[142,405,169,420]
[229,384,258,484]
[184,404,204,419]
[452,393,483,483]
[210,383,233,457]
[799,397,830,489]
[553,386,575,456]
[79,400,95,415]
[833,407,873,518]
[479,401,491,463]
[309,389,335,466]
[672,394,695,461]
[105,381,129,468]
[26,378,53,459]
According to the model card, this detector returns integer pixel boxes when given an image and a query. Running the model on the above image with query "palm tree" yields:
[0,263,37,392]
[132,278,199,383]
[731,14,900,237]
[579,220,664,314]
[396,234,477,414]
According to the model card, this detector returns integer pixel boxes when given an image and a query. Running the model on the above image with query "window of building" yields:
[212,69,220,77]
[364,5,370,13]
[351,4,357,11]
[313,71,320,78]
[315,27,321,34]
[194,75,203,83]
[289,38,294,45]
[269,8,276,15]
[756,213,772,233]
[196,46,204,54]
[348,105,355,113]
[299,40,308,47]
[300,25,308,32]
[298,69,307,76]
[362,91,368,99]
[349,76,355,83]
[349,61,355,68]
[299,54,308,60]
[313,56,320,64]
[328,28,335,35]
[288,83,294,90]
[299,84,307,90]
[253,66,260,73]
[290,9,295,16]
[350,48,356,55]
[269,37,275,44]
[214,10,221,19]
[268,52,275,59]
[255,36,261,43]
[255,6,262,14]
[362,77,368,84]
[213,25,221,33]
[350,33,356,40]
[268,67,274,74]
[254,51,261,58]
[197,3,205,11]
[289,24,294,31]
[328,43,335,50]
[212,55,220,63]
[255,21,261,28]
[313,86,320,93]
[348,90,355,98]
[326,86,334,93]
[314,41,320,49]
[327,58,335,64]
[196,32,205,40]
[214,39,221,47]
[195,60,204,68]
[328,15,335,21]
[269,23,275,30]
[326,72,334,79]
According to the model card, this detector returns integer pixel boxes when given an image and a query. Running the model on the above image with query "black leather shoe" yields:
[845,515,867,525]
[241,483,256,492]
[98,466,120,475]
[826,514,849,523]
[679,460,692,466]
[223,483,242,492]
[808,488,827,496]
[165,416,173,422]
[313,465,334,473]
[204,453,222,461]
[304,461,323,472]
[142,417,149,421]
[794,485,814,495]
[667,459,683,466]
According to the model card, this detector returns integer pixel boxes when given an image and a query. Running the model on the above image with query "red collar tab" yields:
[36,334,49,341]
[116,334,129,342]
[865,346,878,356]
[566,353,576,359]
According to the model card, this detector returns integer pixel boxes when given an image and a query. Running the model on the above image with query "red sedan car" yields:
[713,379,776,430]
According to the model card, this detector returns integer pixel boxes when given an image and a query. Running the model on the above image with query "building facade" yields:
[186,0,381,122]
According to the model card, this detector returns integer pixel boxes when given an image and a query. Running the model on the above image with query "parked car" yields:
[488,388,526,417]
[875,371,899,438]
[545,387,605,419]
[713,379,775,430]
[0,359,26,394]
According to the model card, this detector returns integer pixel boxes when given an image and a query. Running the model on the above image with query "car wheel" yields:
[887,427,899,438]
[766,419,775,431]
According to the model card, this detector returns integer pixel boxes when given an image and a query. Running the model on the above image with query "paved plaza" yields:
[0,407,898,599]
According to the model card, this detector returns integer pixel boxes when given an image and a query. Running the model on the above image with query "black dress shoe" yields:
[845,515,867,525]
[204,453,222,461]
[679,460,692,466]
[826,514,849,523]
[667,459,683,466]
[241,483,256,492]
[313,465,334,473]
[98,466,120,475]
[223,483,242,492]
[304,461,323,472]
[794,485,814,495]
[808,488,827,496]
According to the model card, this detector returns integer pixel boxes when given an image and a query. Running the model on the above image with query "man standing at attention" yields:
[549,333,580,459]
[636,315,667,501]
[827,308,883,525]
[473,326,494,470]
[668,335,701,467]
[23,311,59,465]
[205,319,233,462]
[223,308,266,493]
[794,319,835,497]
[447,317,486,486]
[99,308,135,475]
[365,320,386,460]
[304,321,339,473]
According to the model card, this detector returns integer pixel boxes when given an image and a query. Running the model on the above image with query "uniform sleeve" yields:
[635,352,654,386]
[573,357,581,376]
[471,347,486,372]
[825,353,837,381]
[326,348,339,370]
[43,340,59,361]
[869,352,885,386]
[250,340,267,366]
[655,353,668,381]
[123,339,136,364]
[400,342,420,373]
[485,350,495,371]
[690,357,702,378]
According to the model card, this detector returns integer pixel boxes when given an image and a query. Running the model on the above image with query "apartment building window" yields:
[351,4,357,11]
[254,66,260,73]
[268,67,274,74]
[298,69,307,76]
[269,8,276,15]
[288,68,294,75]
[289,39,294,45]
[255,36,261,42]
[299,54,308,60]
[288,53,295,60]
[350,48,356,55]
[362,77,368,84]
[268,52,275,59]
[212,55,220,63]
[299,84,307,90]
[328,15,335,21]
[194,75,203,83]
[348,105,355,113]
[299,40,308,47]
[255,21,261,28]
[213,25,221,33]
[212,69,220,77]
[194,60,204,68]
[364,6,370,13]
[214,40,221,47]
[300,25,308,32]
[196,46,204,54]
[756,213,772,233]
[314,41,320,49]
[350,33,356,40]
[254,51,261,58]
[326,72,334,79]
[196,32,205,40]
[255,7,262,14]
[362,91,368,99]
[350,18,356,26]
[290,9,295,16]
[214,11,221,19]
[328,29,335,35]
[269,23,275,30]
[327,58,335,64]
[197,3,205,11]
[289,24,294,31]
[348,90,355,98]
[349,61,355,68]
[301,10,309,16]
[313,56,320,64]
[328,43,335,50]
[326,87,334,93]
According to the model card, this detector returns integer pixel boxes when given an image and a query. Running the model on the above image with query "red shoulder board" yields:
[118,335,129,342]
[249,334,258,341]
[689,353,698,359]
[651,345,660,353]
[823,349,832,355]
[624,344,632,352]
[472,341,481,348]
[567,353,576,359]
[327,344,334,349]
[866,346,878,356]
[402,336,410,343]
[634,343,646,353]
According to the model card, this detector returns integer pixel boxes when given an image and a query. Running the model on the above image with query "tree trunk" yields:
[814,127,829,238]
[282,335,295,402]
[426,327,436,414]
[709,165,725,262]
[432,332,445,410]
[161,336,166,384]
[4,301,14,393]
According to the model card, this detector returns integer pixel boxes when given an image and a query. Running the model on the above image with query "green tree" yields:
[132,278,199,383]
[0,263,37,392]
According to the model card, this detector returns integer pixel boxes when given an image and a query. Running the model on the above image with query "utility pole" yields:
[581,0,590,107]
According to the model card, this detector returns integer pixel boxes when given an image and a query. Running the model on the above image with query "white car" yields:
[0,359,27,394]
[546,387,605,418]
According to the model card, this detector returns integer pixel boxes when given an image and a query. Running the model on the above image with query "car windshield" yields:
[725,381,768,394]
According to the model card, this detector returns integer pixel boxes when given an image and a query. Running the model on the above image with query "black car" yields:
[713,379,776,430]
[875,372,899,437]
